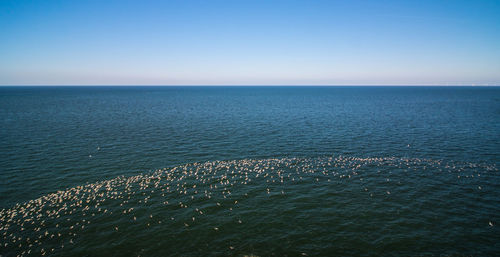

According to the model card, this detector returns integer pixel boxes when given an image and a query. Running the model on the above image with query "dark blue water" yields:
[0,86,499,256]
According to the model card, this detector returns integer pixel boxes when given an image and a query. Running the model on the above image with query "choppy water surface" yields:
[1,86,499,256]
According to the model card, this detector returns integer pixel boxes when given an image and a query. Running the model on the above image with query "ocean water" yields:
[0,86,499,256]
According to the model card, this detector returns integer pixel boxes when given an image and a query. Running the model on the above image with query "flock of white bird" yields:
[0,156,496,256]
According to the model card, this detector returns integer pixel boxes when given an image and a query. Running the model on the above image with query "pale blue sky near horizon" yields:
[1,0,499,85]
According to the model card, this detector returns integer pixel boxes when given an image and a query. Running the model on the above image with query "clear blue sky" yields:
[1,0,499,85]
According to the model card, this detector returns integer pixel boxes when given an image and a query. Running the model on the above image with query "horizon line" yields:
[1,84,499,87]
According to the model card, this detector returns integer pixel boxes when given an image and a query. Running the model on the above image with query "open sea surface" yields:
[0,86,499,256]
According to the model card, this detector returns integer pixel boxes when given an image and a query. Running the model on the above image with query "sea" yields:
[0,86,499,256]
